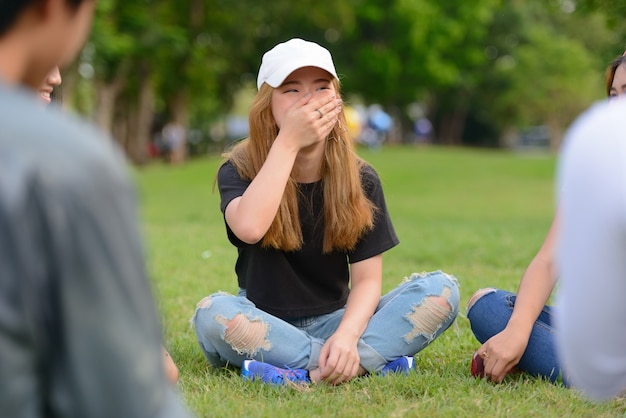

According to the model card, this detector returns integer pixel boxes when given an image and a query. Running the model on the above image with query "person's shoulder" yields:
[218,159,235,170]
[359,160,380,176]
[564,98,626,148]
[218,159,236,177]
[218,158,249,184]
[561,98,626,167]
[0,86,129,190]
[43,106,125,174]
[358,160,383,187]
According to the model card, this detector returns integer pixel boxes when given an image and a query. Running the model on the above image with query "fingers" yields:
[318,344,329,372]
[313,100,342,140]
[287,93,341,129]
[313,96,342,124]
[485,358,503,383]
[317,344,359,385]
[276,93,342,150]
[481,352,515,383]
[492,360,516,383]
[322,357,353,385]
[319,350,342,381]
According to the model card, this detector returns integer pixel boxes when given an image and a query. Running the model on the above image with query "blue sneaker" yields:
[381,356,415,376]
[241,360,310,385]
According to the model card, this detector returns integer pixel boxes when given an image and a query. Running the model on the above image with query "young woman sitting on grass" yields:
[466,49,626,385]
[192,38,460,386]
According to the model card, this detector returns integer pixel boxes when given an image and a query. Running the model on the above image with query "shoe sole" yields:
[241,359,255,380]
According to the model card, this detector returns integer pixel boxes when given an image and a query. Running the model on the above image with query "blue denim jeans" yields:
[466,289,568,385]
[192,271,460,373]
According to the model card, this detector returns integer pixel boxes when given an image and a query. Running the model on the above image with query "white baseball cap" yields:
[256,38,338,90]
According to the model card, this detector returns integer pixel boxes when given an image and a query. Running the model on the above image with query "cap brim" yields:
[261,59,337,89]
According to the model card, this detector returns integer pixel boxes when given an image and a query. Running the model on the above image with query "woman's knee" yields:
[405,272,461,337]
[466,288,497,313]
[193,294,273,357]
[403,271,460,311]
[195,291,241,309]
[193,292,240,335]
[425,271,461,312]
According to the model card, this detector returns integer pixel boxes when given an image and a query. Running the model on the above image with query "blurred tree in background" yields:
[61,0,626,163]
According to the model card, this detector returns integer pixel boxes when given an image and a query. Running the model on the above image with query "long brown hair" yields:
[225,79,375,253]
[605,54,626,96]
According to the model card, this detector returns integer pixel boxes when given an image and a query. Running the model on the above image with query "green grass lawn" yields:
[135,145,625,417]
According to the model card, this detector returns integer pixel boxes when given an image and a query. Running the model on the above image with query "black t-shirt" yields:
[218,160,399,319]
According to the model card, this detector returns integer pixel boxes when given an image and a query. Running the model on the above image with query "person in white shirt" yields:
[556,97,626,401]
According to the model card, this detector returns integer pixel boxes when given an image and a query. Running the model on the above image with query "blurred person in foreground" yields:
[465,50,626,385]
[555,97,626,401]
[37,65,182,386]
[0,0,190,416]
[192,38,460,386]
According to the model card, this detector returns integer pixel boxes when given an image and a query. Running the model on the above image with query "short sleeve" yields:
[217,161,250,214]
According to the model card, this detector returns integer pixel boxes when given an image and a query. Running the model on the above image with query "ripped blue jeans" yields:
[466,289,568,385]
[192,271,460,373]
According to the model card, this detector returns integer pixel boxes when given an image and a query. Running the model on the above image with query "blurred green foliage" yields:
[64,0,626,161]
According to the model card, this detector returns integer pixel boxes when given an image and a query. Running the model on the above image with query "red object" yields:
[470,351,521,380]
[471,351,486,378]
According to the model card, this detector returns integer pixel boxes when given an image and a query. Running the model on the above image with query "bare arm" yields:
[480,212,559,382]
[224,139,298,243]
[225,92,340,243]
[508,212,559,341]
[318,255,382,384]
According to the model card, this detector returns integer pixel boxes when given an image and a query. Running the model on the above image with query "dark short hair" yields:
[605,54,626,97]
[0,0,86,37]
